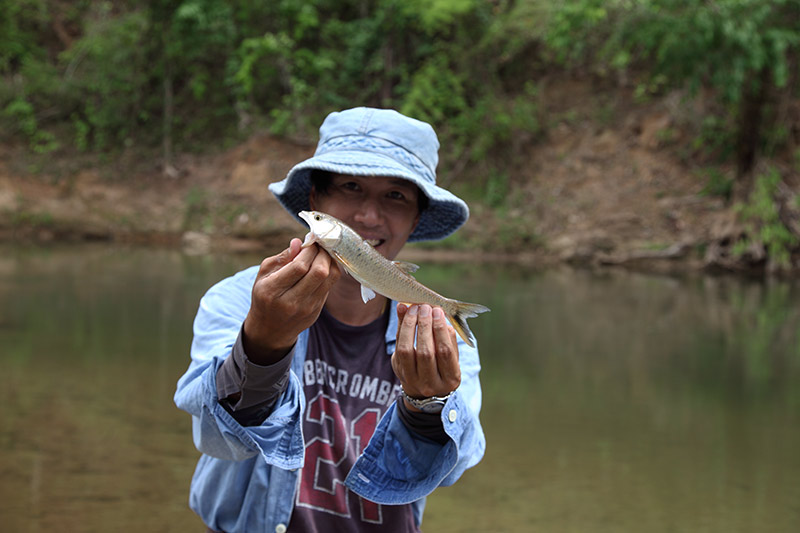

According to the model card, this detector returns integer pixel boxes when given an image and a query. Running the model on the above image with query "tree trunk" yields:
[381,38,394,107]
[732,67,771,200]
[162,24,177,178]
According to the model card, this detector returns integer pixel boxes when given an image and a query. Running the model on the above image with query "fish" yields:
[298,210,490,348]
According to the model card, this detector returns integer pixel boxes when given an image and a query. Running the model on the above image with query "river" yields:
[1,244,798,532]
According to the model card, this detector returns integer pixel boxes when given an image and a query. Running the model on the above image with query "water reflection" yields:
[0,245,798,532]
[420,266,800,532]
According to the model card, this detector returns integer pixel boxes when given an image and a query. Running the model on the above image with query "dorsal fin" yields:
[392,260,420,277]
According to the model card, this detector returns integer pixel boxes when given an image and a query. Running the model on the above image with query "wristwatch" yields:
[402,388,451,414]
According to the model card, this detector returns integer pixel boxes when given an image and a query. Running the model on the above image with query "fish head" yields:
[299,210,343,248]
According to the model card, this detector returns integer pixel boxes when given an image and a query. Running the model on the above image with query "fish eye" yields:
[314,215,321,221]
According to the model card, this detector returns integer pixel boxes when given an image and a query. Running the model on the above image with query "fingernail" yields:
[433,307,444,320]
[408,305,418,316]
[420,305,431,318]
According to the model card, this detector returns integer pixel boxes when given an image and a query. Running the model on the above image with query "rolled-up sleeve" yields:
[344,338,486,504]
[216,327,294,426]
[174,266,305,469]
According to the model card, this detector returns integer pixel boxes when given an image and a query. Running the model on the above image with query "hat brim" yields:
[269,150,468,242]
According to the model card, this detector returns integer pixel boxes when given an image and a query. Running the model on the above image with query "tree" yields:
[543,0,800,192]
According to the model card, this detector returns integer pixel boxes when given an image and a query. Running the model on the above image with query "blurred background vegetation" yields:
[1,0,799,268]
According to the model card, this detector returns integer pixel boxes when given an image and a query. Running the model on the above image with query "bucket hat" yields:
[268,107,469,242]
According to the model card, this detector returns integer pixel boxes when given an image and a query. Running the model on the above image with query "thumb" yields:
[285,238,303,262]
[259,238,304,276]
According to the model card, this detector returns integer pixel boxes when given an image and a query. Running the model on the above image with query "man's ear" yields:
[410,211,420,235]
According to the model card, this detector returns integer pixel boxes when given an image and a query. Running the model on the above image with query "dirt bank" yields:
[0,81,795,276]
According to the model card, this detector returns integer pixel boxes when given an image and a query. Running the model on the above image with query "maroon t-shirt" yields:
[289,307,419,533]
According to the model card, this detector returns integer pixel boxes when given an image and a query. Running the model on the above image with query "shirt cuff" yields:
[396,397,449,445]
[215,327,293,424]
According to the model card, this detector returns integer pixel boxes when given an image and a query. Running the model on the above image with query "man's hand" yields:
[391,304,460,410]
[242,238,341,365]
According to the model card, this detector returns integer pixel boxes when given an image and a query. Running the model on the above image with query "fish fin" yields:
[392,260,420,276]
[330,251,373,304]
[330,250,356,275]
[447,301,491,348]
[360,285,377,304]
[301,231,316,248]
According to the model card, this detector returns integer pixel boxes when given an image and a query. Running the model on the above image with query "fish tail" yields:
[448,301,490,348]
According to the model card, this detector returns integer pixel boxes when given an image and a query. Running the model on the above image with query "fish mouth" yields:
[298,211,312,223]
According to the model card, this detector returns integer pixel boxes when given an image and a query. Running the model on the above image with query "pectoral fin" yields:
[330,250,356,277]
[329,251,372,303]
[301,232,316,248]
[360,285,377,303]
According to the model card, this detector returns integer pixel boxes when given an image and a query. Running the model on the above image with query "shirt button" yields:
[275,524,287,533]
[448,409,457,423]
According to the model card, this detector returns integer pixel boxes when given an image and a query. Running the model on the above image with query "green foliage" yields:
[3,98,37,138]
[543,0,610,65]
[400,54,468,125]
[0,0,49,73]
[691,115,737,163]
[733,168,798,268]
[165,0,236,99]
[399,0,480,32]
[0,0,797,192]
[60,10,150,150]
[699,168,734,201]
[2,97,59,152]
[485,172,510,209]
[542,0,800,169]
[542,0,799,99]
[12,209,55,228]
[495,209,542,251]
[71,113,90,152]
[231,32,290,98]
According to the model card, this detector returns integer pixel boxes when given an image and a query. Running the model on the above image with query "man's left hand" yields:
[391,304,460,410]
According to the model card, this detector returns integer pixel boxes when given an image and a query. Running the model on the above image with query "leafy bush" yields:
[60,10,150,150]
[733,167,798,269]
[2,96,58,152]
[542,0,800,174]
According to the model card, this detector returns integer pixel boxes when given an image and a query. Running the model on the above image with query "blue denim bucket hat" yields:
[268,107,469,242]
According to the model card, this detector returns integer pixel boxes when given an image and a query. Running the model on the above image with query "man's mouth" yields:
[365,238,384,248]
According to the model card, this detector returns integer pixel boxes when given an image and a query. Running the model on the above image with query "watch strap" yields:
[401,388,451,413]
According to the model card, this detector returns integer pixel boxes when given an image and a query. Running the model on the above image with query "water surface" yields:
[0,245,798,532]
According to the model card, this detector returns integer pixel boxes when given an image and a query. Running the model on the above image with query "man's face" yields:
[309,174,421,260]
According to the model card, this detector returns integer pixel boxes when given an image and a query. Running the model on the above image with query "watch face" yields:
[403,390,450,414]
[419,400,445,414]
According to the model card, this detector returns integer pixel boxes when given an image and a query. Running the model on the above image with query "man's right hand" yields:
[242,238,341,365]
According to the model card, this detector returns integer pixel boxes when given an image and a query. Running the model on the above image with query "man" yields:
[175,107,485,532]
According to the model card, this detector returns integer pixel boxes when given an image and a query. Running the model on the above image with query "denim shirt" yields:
[174,265,486,533]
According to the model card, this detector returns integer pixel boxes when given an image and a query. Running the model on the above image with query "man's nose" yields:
[354,198,381,226]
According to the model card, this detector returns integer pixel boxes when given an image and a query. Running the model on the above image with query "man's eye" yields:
[387,191,407,201]
[341,182,360,191]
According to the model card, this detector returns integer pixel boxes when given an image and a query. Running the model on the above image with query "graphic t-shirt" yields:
[289,307,419,533]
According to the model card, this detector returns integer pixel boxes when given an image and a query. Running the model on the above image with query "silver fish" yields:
[299,210,489,347]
